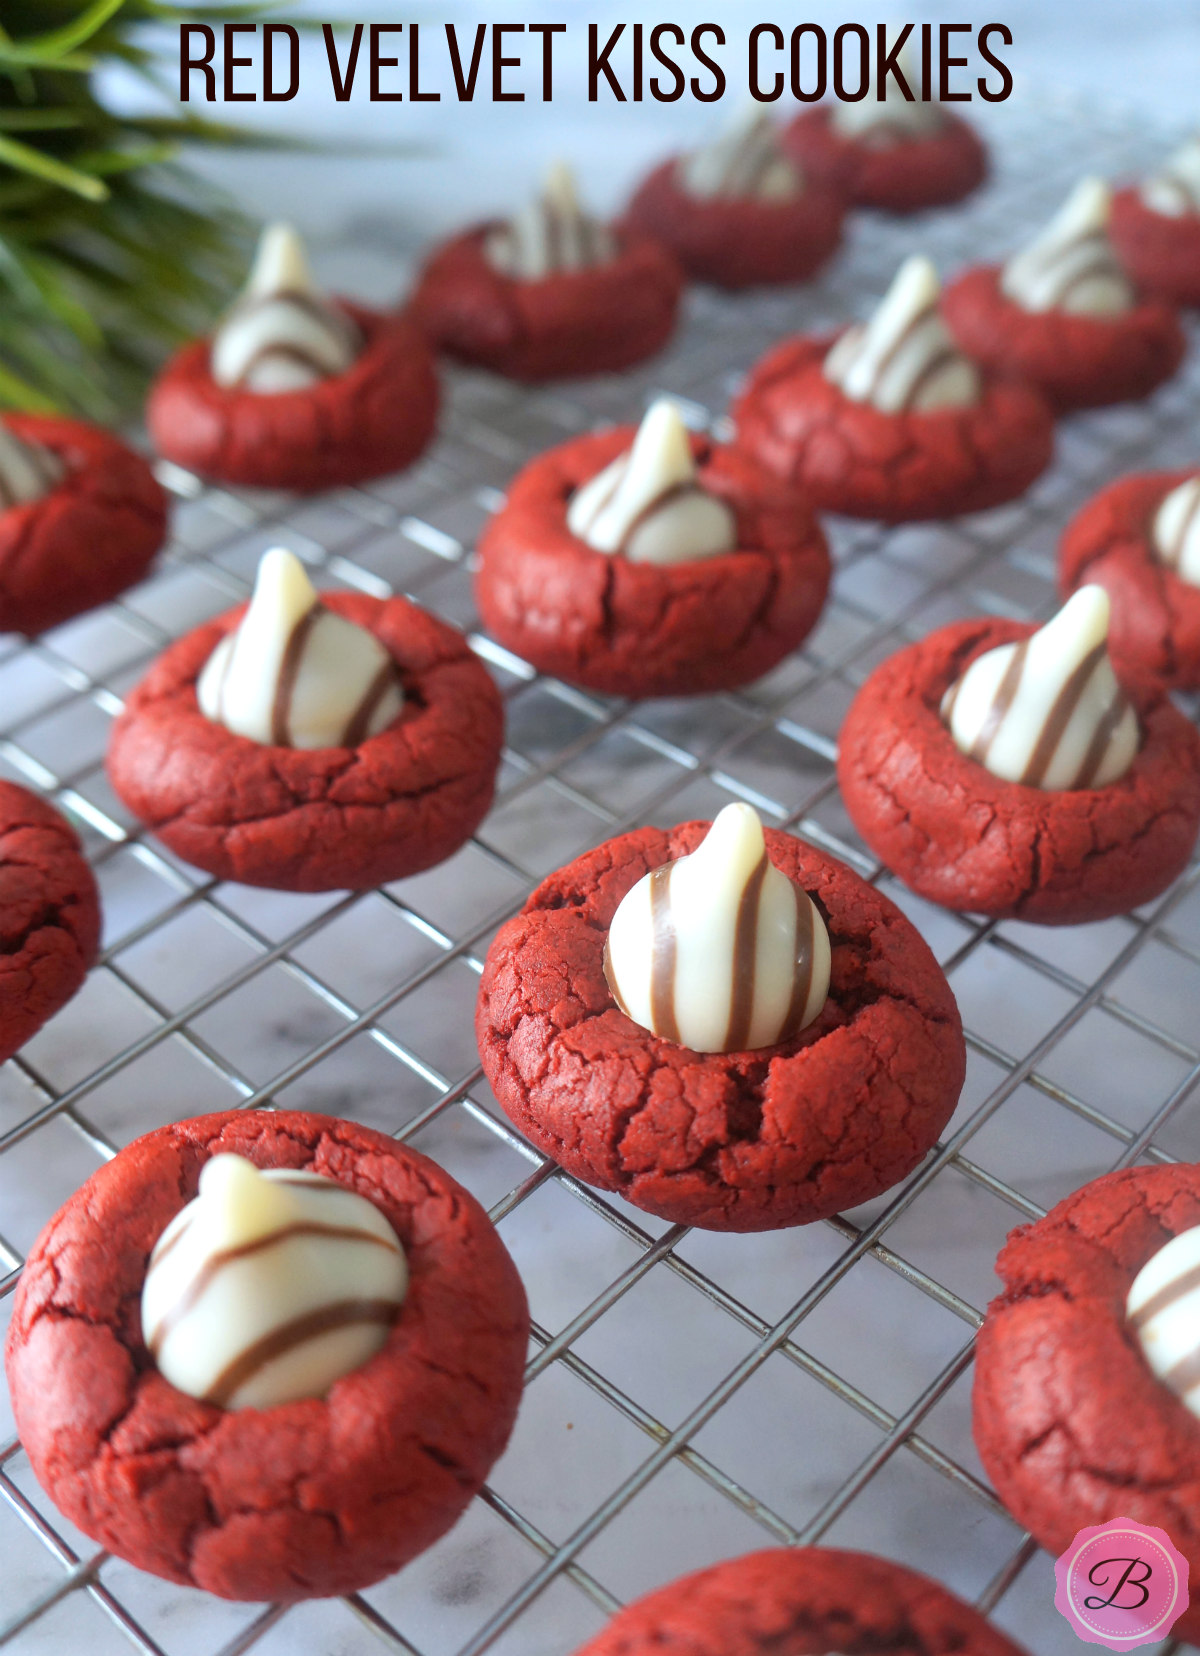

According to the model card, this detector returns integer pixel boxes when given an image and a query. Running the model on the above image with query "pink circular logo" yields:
[1055,1519,1189,1648]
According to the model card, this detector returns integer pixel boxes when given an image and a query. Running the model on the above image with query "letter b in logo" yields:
[1083,1556,1153,1612]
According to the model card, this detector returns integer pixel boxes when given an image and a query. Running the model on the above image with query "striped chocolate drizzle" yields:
[612,851,821,1052]
[145,1218,403,1359]
[963,639,1132,790]
[204,1298,399,1408]
[1129,1260,1200,1333]
[570,465,709,556]
[832,301,964,414]
[1044,231,1122,309]
[221,288,361,386]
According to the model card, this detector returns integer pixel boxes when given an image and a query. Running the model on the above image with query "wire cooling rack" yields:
[3,88,1200,1656]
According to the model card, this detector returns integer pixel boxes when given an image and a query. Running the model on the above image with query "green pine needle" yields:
[0,1,303,418]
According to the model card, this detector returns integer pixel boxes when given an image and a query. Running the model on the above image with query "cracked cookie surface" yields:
[731,335,1053,523]
[1060,469,1200,691]
[0,781,99,1064]
[571,1545,1029,1654]
[107,591,503,891]
[943,266,1185,412]
[4,1108,530,1602]
[782,108,988,214]
[0,415,167,637]
[410,227,683,381]
[476,821,964,1231]
[974,1163,1200,1647]
[475,428,830,699]
[837,616,1200,924]
[147,305,438,491]
[621,159,844,290]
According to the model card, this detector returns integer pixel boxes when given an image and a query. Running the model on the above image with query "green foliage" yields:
[0,2,294,418]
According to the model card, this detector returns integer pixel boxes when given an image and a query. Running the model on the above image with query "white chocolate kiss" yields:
[197,547,403,750]
[0,421,64,510]
[604,803,831,1054]
[1141,135,1200,218]
[141,1153,407,1411]
[210,223,362,394]
[830,32,944,144]
[1128,1225,1200,1419]
[1001,177,1134,317]
[485,163,617,282]
[823,255,981,414]
[566,400,737,566]
[1153,475,1200,589]
[679,107,801,203]
[941,585,1139,792]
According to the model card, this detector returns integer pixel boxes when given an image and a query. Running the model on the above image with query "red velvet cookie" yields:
[409,227,684,381]
[476,820,965,1232]
[837,616,1200,924]
[475,427,830,698]
[1060,469,1200,691]
[1111,186,1200,309]
[974,1163,1200,1648]
[573,1546,1028,1655]
[0,781,99,1064]
[783,108,987,214]
[621,159,844,290]
[732,334,1053,522]
[942,266,1186,412]
[147,304,438,491]
[107,591,503,891]
[5,1108,529,1602]
[0,416,167,637]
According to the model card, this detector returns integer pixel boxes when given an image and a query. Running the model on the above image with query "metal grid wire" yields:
[3,87,1200,1656]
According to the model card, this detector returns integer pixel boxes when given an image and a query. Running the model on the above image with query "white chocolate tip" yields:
[544,161,578,214]
[246,222,316,298]
[1054,176,1113,238]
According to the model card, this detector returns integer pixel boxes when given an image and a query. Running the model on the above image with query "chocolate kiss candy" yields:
[197,546,404,750]
[0,420,64,509]
[1001,176,1134,316]
[141,1152,407,1410]
[566,399,737,566]
[604,802,831,1054]
[1128,1224,1200,1419]
[210,222,362,394]
[823,254,981,414]
[941,584,1139,791]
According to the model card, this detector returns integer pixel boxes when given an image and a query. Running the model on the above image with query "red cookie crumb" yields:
[476,821,965,1232]
[837,615,1200,924]
[573,1546,1029,1655]
[782,107,988,214]
[4,1108,529,1602]
[732,334,1053,523]
[107,591,503,892]
[0,781,100,1065]
[1059,469,1200,692]
[621,158,844,290]
[974,1163,1200,1648]
[475,427,830,698]
[0,416,167,637]
[942,265,1186,412]
[1111,186,1200,310]
[409,226,684,381]
[147,303,438,491]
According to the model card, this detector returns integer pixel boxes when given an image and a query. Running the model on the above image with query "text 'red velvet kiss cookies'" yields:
[411,164,683,381]
[0,414,167,637]
[108,547,503,891]
[476,804,965,1232]
[4,1109,529,1601]
[475,399,830,698]
[149,223,438,490]
[733,254,1054,523]
[838,587,1200,924]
